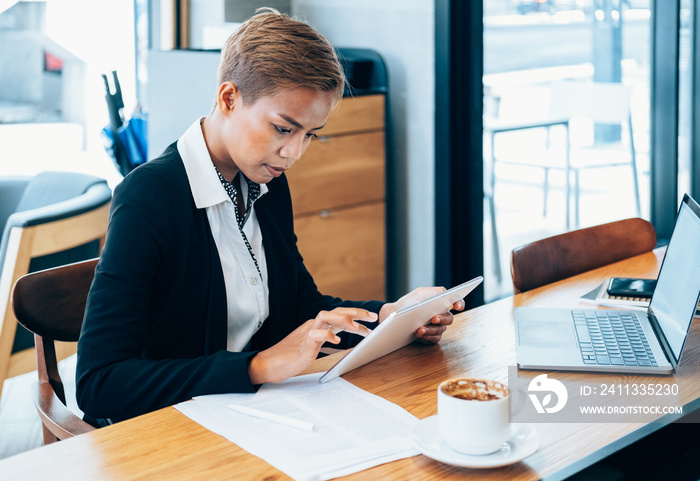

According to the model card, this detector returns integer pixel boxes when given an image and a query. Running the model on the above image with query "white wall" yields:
[291,0,436,296]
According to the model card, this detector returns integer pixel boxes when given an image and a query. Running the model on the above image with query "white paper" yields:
[175,373,419,481]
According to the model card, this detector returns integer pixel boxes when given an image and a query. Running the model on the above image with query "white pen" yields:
[228,404,316,432]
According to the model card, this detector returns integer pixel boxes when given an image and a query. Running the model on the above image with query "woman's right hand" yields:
[247,307,377,385]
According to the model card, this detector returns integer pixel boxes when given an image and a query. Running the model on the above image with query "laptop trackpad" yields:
[518,321,577,349]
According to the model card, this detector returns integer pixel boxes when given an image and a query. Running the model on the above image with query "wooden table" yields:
[3,248,698,480]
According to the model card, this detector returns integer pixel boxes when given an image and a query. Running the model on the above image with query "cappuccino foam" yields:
[441,378,507,401]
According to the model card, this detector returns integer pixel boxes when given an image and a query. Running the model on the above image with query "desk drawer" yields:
[288,131,385,216]
[320,94,385,136]
[295,202,385,301]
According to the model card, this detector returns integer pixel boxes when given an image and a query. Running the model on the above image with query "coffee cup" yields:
[437,378,510,455]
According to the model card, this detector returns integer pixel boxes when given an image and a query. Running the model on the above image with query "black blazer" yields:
[76,143,383,422]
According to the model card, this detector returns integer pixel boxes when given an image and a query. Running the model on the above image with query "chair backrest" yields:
[0,171,111,402]
[12,258,98,444]
[510,218,657,294]
[549,80,633,125]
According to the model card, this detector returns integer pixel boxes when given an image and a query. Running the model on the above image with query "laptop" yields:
[514,194,700,375]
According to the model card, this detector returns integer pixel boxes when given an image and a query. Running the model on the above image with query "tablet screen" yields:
[319,276,483,383]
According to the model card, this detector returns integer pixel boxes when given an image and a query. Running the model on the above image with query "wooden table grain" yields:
[3,248,695,480]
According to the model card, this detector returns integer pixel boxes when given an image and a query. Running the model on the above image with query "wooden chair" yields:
[510,217,657,294]
[0,171,111,403]
[11,258,99,444]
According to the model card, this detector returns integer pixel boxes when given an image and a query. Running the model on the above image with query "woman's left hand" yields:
[378,286,466,345]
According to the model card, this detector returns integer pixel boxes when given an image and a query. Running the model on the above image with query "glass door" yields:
[482,0,652,301]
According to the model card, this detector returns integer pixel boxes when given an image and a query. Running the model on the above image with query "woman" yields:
[76,9,463,426]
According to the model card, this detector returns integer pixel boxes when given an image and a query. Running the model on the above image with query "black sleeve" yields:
[76,159,258,423]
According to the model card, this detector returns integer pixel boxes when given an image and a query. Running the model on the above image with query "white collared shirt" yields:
[177,118,270,352]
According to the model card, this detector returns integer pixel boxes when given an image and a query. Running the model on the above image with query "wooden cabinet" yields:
[286,94,386,301]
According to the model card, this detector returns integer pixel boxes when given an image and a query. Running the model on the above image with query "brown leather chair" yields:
[11,258,98,444]
[510,218,657,294]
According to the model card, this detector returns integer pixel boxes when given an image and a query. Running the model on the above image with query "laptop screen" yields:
[649,195,700,365]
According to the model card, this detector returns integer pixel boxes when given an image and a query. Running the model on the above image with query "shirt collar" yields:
[177,118,268,209]
[214,169,262,228]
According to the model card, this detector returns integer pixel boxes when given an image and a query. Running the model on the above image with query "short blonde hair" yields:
[217,9,345,105]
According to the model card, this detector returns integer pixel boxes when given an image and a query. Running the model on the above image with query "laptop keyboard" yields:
[572,310,658,367]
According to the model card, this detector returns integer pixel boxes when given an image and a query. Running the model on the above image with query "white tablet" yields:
[319,276,483,383]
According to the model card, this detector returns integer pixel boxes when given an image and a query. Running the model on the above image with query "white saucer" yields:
[410,416,541,469]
